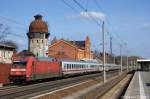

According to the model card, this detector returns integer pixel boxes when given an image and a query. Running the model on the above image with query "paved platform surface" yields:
[124,71,150,99]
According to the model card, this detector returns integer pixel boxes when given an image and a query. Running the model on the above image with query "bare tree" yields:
[93,50,100,59]
[51,36,57,44]
[0,24,10,41]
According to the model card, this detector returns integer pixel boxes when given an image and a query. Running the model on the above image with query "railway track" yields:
[0,85,19,91]
[0,70,119,99]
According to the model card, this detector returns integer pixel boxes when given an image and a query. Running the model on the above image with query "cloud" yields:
[67,11,105,22]
[16,39,26,46]
[80,11,105,21]
[143,23,150,28]
[139,23,150,32]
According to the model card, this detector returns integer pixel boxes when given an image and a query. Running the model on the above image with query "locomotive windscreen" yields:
[15,50,35,58]
[13,61,27,66]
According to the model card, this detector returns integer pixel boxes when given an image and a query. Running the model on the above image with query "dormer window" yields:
[60,45,64,48]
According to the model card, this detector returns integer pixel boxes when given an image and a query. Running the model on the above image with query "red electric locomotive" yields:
[10,50,61,83]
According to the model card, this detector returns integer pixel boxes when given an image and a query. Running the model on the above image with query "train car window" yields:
[78,64,80,69]
[79,65,81,69]
[72,64,73,69]
[66,64,67,69]
[73,64,75,69]
[76,64,77,69]
[74,64,75,69]
[68,64,70,69]
[76,65,77,69]
[67,64,69,69]
[64,64,66,69]
[74,64,76,69]
[92,65,94,68]
[70,64,72,69]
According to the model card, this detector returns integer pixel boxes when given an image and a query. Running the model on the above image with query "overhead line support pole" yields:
[120,44,123,73]
[127,55,128,72]
[102,21,106,83]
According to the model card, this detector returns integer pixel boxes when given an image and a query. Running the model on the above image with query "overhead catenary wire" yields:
[0,15,26,26]
[61,0,79,13]
[0,15,28,38]
[72,0,101,26]
[93,0,127,43]
[93,0,131,57]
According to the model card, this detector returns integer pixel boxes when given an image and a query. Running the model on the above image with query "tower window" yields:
[42,40,43,43]
[37,52,38,56]
[37,40,38,43]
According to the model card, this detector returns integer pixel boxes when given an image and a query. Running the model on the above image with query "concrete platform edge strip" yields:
[30,80,93,99]
[62,73,127,99]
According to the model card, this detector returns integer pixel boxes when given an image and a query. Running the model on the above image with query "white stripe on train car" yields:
[11,69,26,72]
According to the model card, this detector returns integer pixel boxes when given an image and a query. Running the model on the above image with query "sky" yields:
[0,0,150,58]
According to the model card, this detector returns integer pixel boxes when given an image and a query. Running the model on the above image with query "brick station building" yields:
[48,36,93,60]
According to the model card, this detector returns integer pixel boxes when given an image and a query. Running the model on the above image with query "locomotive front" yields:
[10,50,35,83]
[10,59,28,83]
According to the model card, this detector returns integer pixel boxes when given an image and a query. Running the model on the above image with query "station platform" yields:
[124,71,150,99]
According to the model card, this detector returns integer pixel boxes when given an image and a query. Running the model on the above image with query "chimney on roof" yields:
[34,14,42,20]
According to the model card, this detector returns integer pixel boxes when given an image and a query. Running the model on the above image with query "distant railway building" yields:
[0,43,15,63]
[137,59,150,71]
[48,36,93,60]
[27,14,50,57]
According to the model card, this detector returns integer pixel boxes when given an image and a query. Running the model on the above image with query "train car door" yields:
[31,61,36,80]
